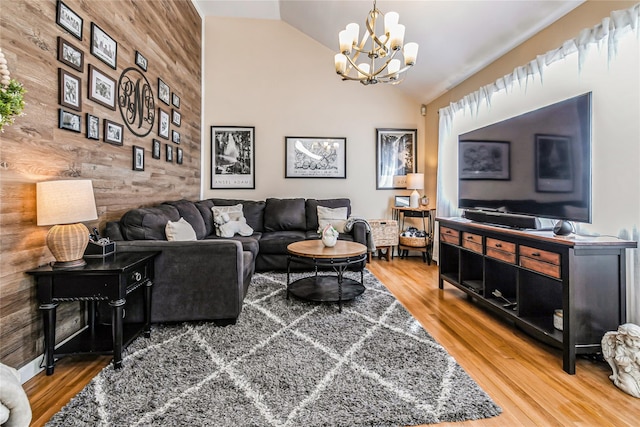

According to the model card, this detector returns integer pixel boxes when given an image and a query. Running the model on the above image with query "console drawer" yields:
[462,232,483,254]
[440,226,460,245]
[486,238,516,264]
[519,246,560,278]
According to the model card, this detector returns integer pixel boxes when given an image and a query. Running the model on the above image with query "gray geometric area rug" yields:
[47,270,501,427]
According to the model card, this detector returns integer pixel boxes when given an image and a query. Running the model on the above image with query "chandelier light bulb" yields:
[389,24,405,50]
[388,59,400,78]
[339,30,352,54]
[335,54,347,74]
[403,42,419,65]
[357,63,370,79]
[346,23,360,46]
[384,11,399,35]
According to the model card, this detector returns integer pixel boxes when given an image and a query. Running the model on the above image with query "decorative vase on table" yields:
[321,224,339,247]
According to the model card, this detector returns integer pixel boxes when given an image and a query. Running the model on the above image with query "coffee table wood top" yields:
[287,240,367,259]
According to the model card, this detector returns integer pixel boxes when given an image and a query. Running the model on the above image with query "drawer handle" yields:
[466,236,474,240]
[133,272,142,281]
[531,252,541,257]
[445,230,452,234]
[495,243,502,248]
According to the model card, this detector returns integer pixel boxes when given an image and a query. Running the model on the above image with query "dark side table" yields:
[27,251,158,375]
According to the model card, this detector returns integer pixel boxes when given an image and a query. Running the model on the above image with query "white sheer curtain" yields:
[434,4,640,323]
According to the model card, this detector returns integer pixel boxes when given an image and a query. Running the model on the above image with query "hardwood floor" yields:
[24,257,639,426]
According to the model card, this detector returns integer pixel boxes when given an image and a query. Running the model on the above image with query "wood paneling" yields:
[0,0,201,368]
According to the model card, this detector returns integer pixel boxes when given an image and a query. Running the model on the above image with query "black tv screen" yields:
[458,92,592,224]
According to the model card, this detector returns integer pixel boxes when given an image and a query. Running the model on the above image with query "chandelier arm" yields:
[344,54,371,78]
[365,8,389,57]
[378,63,413,80]
[369,49,400,77]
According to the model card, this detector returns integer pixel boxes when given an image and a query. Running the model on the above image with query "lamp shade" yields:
[37,180,98,226]
[406,173,424,190]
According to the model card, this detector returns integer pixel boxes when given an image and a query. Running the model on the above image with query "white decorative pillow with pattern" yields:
[165,217,197,241]
[211,204,253,238]
[317,206,348,233]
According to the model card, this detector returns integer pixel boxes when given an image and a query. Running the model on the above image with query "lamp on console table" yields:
[406,173,424,208]
[36,179,98,268]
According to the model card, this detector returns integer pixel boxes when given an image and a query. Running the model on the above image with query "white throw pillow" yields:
[317,206,348,233]
[165,217,197,241]
[211,204,254,237]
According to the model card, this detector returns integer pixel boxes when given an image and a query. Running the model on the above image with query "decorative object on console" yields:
[334,0,418,85]
[406,172,424,208]
[376,128,417,189]
[285,136,347,179]
[420,195,429,206]
[394,195,409,207]
[321,224,339,247]
[211,126,255,189]
[36,179,98,268]
[602,323,640,398]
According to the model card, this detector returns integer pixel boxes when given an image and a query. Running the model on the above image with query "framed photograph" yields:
[58,108,81,132]
[376,128,417,189]
[172,109,181,126]
[135,50,147,71]
[285,136,347,178]
[152,139,161,159]
[459,140,510,180]
[57,36,83,72]
[88,64,116,110]
[158,78,170,105]
[58,68,81,111]
[86,113,99,140]
[211,126,255,189]
[535,134,573,192]
[394,195,410,207]
[166,144,173,162]
[158,108,169,139]
[172,130,180,144]
[90,23,117,69]
[56,0,83,40]
[172,93,180,109]
[132,145,144,171]
[177,147,183,165]
[104,119,123,145]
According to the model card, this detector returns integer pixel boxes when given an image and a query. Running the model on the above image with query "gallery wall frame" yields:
[88,64,116,110]
[90,22,117,69]
[152,139,161,159]
[284,136,347,179]
[57,36,83,72]
[132,145,145,171]
[172,109,181,126]
[58,108,81,132]
[459,140,510,180]
[376,128,417,189]
[104,119,123,145]
[211,126,255,189]
[58,68,81,111]
[86,113,99,140]
[56,0,83,41]
[158,78,170,105]
[158,108,169,139]
[535,134,573,192]
[171,130,180,144]
[166,144,173,162]
[172,93,180,109]
[177,147,183,165]
[135,50,148,72]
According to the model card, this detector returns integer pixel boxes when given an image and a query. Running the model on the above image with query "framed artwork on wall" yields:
[171,130,180,144]
[58,68,81,111]
[459,140,510,180]
[135,50,148,71]
[166,144,173,162]
[58,108,81,132]
[376,128,417,189]
[172,109,181,126]
[158,108,169,139]
[177,147,183,165]
[152,139,161,159]
[211,125,255,189]
[90,23,117,69]
[56,0,83,41]
[86,113,99,140]
[284,136,347,178]
[535,134,573,192]
[132,145,144,171]
[57,36,83,72]
[88,64,116,110]
[104,119,123,145]
[172,93,180,109]
[158,78,170,105]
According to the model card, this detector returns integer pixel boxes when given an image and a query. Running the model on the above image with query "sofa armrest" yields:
[351,221,367,247]
[114,240,248,323]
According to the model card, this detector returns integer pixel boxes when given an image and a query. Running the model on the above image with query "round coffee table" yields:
[286,240,368,312]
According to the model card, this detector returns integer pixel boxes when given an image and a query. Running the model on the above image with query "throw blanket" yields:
[344,216,376,252]
[0,363,32,427]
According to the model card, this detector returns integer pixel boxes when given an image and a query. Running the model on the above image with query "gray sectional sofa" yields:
[105,197,367,325]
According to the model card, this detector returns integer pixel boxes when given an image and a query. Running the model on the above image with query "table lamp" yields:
[37,179,98,268]
[406,173,424,208]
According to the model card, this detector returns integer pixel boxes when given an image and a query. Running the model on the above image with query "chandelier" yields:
[334,0,418,85]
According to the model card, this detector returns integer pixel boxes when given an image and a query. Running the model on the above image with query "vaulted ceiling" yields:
[193,0,584,103]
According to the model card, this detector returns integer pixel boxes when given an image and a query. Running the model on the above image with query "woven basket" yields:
[399,235,427,248]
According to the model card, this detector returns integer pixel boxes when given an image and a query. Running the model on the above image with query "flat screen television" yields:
[458,92,592,230]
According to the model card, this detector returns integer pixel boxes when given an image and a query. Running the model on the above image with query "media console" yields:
[437,217,636,374]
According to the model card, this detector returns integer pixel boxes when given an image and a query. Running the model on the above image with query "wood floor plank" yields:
[24,257,640,426]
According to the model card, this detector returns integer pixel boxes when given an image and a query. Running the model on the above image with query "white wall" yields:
[202,17,423,219]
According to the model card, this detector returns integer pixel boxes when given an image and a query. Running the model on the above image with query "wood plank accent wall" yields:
[0,0,201,368]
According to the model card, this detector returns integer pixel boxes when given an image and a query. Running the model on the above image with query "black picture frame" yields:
[152,139,161,159]
[535,134,573,192]
[88,64,116,110]
[132,145,145,171]
[57,36,83,72]
[56,0,83,41]
[459,140,510,180]
[135,50,148,72]
[171,130,180,144]
[376,128,417,189]
[172,109,181,127]
[177,147,183,165]
[211,125,255,189]
[86,113,99,140]
[58,108,81,132]
[158,108,169,139]
[104,119,123,145]
[58,68,81,111]
[90,23,117,69]
[158,78,170,105]
[172,93,180,109]
[394,195,410,207]
[284,136,347,178]
[166,144,173,162]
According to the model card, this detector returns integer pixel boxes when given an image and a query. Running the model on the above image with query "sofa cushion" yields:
[264,198,306,232]
[120,204,180,240]
[258,231,306,254]
[305,198,352,231]
[210,198,265,232]
[317,205,348,233]
[165,217,197,241]
[194,199,215,236]
[164,199,207,239]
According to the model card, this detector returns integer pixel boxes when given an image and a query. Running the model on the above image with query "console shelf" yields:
[437,217,636,374]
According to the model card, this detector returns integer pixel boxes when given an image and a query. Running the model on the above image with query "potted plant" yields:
[0,48,26,132]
